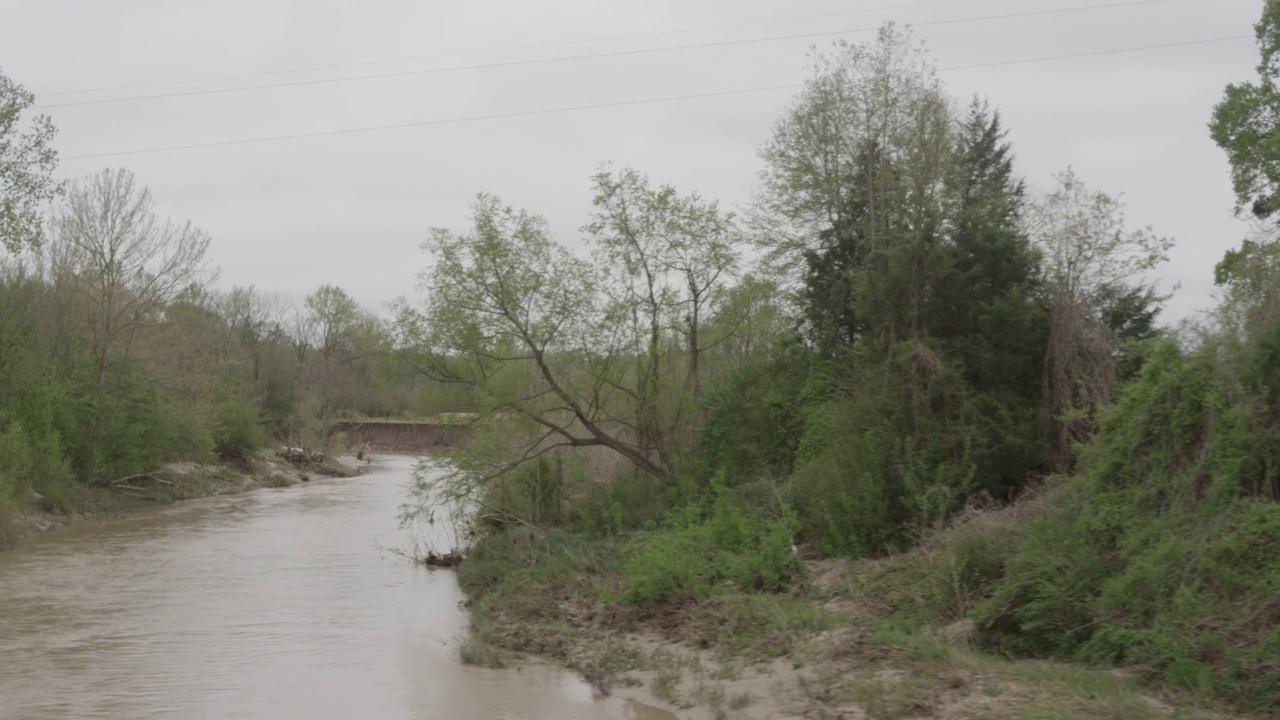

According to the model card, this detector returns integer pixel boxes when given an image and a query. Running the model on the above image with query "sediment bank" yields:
[331,418,474,454]
[454,527,1247,720]
[4,452,361,550]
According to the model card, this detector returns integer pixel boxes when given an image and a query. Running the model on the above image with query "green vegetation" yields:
[0,73,433,547]
[5,4,1280,716]
[397,10,1280,718]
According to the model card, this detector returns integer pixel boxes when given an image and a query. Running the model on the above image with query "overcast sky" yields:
[0,0,1266,324]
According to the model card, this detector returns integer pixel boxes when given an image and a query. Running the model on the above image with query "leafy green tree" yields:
[305,284,363,362]
[1210,0,1280,218]
[755,24,953,350]
[751,27,1053,546]
[0,69,59,254]
[400,193,676,481]
[585,166,739,440]
[930,101,1043,390]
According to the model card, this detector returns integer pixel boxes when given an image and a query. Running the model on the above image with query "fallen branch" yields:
[112,472,159,487]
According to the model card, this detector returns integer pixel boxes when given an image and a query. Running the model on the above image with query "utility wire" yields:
[37,0,1168,110]
[41,0,983,98]
[60,35,1248,162]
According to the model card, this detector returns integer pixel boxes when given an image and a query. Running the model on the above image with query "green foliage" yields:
[0,420,35,503]
[0,69,60,253]
[787,344,1011,556]
[1210,0,1280,218]
[0,418,80,526]
[484,456,564,527]
[621,483,803,606]
[211,382,265,460]
[972,340,1280,713]
[700,344,827,486]
[566,472,668,537]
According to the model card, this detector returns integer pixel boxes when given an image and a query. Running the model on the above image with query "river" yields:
[0,456,673,719]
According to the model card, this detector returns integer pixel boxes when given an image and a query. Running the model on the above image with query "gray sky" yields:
[1,0,1265,324]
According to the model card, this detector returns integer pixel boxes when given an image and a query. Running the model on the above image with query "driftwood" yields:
[421,550,464,567]
[109,472,176,491]
[381,543,464,568]
[279,447,325,465]
[112,472,158,486]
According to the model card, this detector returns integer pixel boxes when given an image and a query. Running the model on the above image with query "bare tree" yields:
[214,285,291,382]
[47,168,214,387]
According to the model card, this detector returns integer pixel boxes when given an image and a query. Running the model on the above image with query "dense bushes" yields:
[621,486,803,605]
[965,340,1280,713]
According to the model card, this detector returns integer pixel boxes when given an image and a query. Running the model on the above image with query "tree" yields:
[305,284,364,362]
[0,69,60,254]
[1210,0,1280,219]
[402,193,674,481]
[215,285,291,382]
[297,283,391,414]
[754,24,954,350]
[929,100,1045,399]
[1030,168,1171,469]
[47,168,214,387]
[1210,1,1280,343]
[585,166,739,430]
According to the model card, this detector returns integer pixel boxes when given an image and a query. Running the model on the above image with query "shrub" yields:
[972,340,1280,713]
[621,489,803,605]
[0,420,35,502]
[211,383,265,460]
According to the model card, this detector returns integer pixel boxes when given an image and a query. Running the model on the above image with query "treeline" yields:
[0,82,446,540]
[410,21,1280,713]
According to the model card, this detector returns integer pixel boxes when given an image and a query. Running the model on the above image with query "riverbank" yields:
[454,524,1250,720]
[2,451,363,550]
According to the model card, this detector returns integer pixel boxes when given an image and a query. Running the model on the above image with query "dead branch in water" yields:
[380,542,465,568]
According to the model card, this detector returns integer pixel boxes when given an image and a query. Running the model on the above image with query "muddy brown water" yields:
[0,456,675,720]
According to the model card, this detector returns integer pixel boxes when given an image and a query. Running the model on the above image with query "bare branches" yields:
[46,168,214,386]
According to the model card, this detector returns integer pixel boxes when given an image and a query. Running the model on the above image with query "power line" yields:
[60,35,1248,162]
[37,0,1168,110]
[40,0,983,98]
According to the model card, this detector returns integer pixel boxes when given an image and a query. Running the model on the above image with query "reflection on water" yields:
[0,456,674,720]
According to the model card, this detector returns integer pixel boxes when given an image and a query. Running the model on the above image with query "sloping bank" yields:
[450,471,1263,719]
[2,452,358,550]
